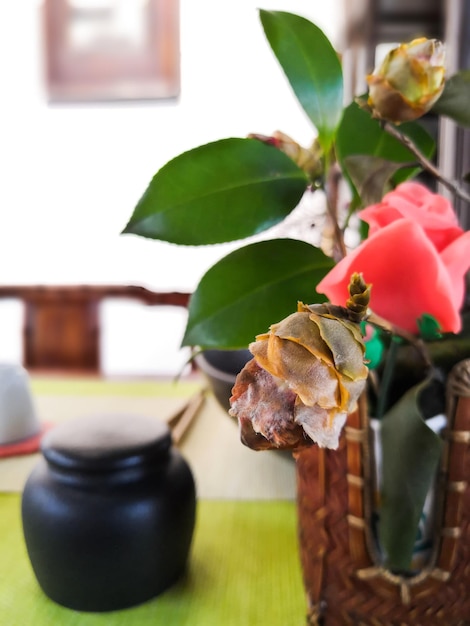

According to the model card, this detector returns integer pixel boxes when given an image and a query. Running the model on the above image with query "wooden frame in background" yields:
[42,0,180,103]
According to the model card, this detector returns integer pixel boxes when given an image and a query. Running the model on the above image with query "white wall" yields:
[0,0,344,374]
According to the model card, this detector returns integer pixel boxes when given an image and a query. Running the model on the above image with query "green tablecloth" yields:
[0,494,305,625]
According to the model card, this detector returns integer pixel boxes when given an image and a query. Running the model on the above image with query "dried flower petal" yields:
[229,298,368,451]
[229,358,310,450]
[294,402,347,449]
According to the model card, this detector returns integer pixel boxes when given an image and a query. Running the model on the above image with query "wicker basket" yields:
[295,359,470,625]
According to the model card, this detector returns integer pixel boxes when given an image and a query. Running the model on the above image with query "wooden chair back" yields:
[0,285,190,374]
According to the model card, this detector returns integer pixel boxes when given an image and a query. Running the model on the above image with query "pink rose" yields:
[359,182,463,251]
[317,183,470,334]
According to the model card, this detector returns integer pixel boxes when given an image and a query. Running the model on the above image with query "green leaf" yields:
[123,138,308,245]
[378,377,444,571]
[362,323,385,370]
[342,155,411,206]
[182,239,335,348]
[337,102,435,206]
[259,10,343,153]
[432,70,470,127]
[417,314,442,341]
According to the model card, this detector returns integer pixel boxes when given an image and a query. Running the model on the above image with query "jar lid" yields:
[41,414,172,473]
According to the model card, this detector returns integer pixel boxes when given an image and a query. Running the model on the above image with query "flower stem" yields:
[366,310,433,370]
[375,335,401,419]
[366,309,433,418]
[325,162,347,261]
[383,122,470,206]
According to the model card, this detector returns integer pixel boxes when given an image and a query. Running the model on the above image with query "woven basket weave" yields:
[295,358,470,625]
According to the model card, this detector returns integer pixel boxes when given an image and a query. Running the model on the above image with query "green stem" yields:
[375,335,402,419]
[325,161,347,261]
[366,309,433,419]
[366,310,432,370]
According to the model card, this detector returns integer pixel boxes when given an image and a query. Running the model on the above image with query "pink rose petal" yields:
[317,219,463,333]
[359,182,462,251]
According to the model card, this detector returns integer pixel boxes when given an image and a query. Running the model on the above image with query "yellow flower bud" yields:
[366,38,446,124]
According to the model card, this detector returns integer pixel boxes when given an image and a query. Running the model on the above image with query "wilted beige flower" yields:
[366,38,445,123]
[248,131,323,180]
[229,283,369,450]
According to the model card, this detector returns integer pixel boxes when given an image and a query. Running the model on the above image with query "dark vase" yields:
[21,413,196,612]
[195,349,252,412]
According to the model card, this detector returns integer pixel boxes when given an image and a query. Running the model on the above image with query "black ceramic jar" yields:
[21,413,196,612]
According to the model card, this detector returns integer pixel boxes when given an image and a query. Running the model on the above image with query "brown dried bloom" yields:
[229,274,370,450]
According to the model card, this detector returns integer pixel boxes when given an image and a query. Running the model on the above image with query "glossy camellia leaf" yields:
[378,377,444,571]
[182,239,335,349]
[259,10,343,153]
[123,138,308,245]
[336,102,435,205]
[432,70,470,127]
[343,155,411,206]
